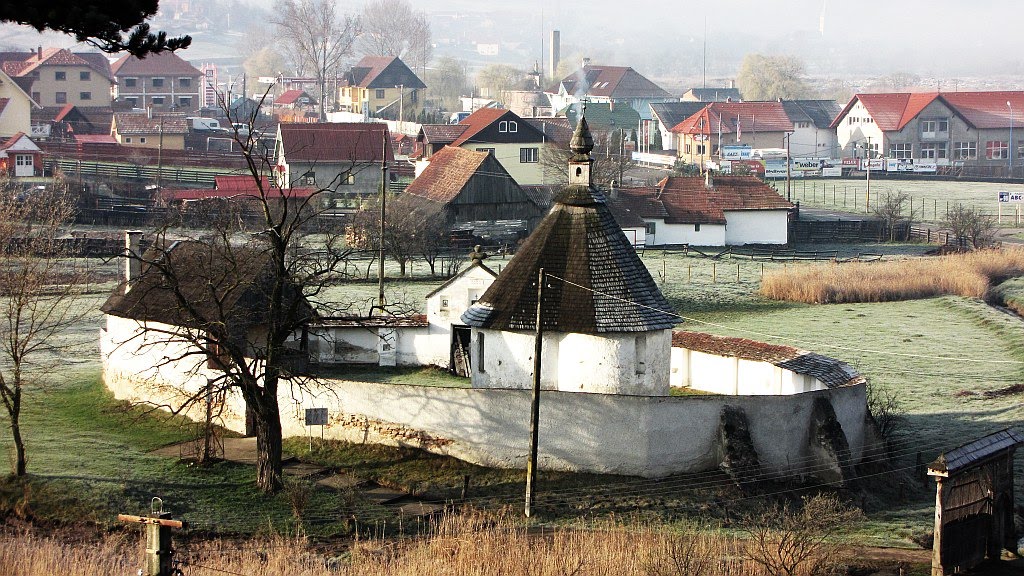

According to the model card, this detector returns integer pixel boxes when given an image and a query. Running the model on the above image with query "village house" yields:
[111,112,188,150]
[0,132,43,177]
[671,101,794,166]
[416,108,548,186]
[0,68,38,138]
[111,51,203,113]
[274,122,393,196]
[33,104,112,138]
[606,175,793,246]
[337,56,425,121]
[781,99,843,160]
[545,60,675,121]
[832,91,1024,174]
[272,89,318,123]
[0,47,114,109]
[406,146,545,230]
[650,102,710,152]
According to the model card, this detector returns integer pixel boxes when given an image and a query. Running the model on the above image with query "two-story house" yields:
[832,91,1024,174]
[671,101,793,166]
[0,68,39,138]
[780,99,842,160]
[545,60,675,121]
[416,108,549,186]
[275,122,393,197]
[111,52,203,112]
[0,47,114,108]
[337,56,426,121]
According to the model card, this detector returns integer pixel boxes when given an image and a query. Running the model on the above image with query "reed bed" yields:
[0,510,822,576]
[759,248,1024,304]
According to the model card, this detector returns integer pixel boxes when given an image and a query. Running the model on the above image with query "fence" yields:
[51,158,223,186]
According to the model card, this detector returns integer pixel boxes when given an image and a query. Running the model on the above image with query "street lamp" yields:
[1008,100,1014,177]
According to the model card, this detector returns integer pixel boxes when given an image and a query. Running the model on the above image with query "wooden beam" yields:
[117,514,186,529]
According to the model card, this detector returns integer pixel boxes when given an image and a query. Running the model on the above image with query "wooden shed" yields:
[927,429,1023,576]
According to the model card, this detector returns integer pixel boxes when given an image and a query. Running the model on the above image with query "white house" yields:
[460,114,679,396]
[606,175,793,247]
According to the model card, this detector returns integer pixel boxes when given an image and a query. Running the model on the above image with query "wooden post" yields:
[119,512,186,576]
[687,264,691,282]
[712,262,717,283]
[931,477,946,576]
[736,262,740,282]
[525,267,545,518]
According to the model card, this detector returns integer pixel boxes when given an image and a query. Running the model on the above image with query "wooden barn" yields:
[404,146,546,230]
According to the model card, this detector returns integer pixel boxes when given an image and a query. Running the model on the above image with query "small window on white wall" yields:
[695,223,701,232]
[635,334,647,375]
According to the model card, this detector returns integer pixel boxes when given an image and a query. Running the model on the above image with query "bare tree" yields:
[426,56,469,113]
[541,133,636,187]
[873,190,916,241]
[743,494,861,576]
[113,98,367,493]
[0,181,86,476]
[943,204,998,249]
[357,0,432,74]
[475,64,528,103]
[346,195,448,277]
[273,0,360,121]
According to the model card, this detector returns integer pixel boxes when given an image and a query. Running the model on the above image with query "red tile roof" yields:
[404,146,491,203]
[275,89,315,105]
[670,102,794,135]
[159,185,317,202]
[111,52,200,77]
[277,122,393,163]
[0,132,29,151]
[74,134,117,144]
[832,91,1024,131]
[549,65,671,100]
[605,176,792,226]
[9,48,114,82]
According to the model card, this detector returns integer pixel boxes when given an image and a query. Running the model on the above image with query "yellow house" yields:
[337,56,425,121]
[0,69,38,138]
[416,108,548,186]
[0,48,114,108]
[111,112,187,150]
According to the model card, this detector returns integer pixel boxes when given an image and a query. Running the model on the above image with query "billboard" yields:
[721,145,753,160]
[998,191,1024,203]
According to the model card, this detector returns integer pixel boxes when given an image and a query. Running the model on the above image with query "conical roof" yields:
[461,116,676,334]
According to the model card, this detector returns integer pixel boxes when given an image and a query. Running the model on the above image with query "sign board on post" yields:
[998,191,1024,203]
[305,408,328,426]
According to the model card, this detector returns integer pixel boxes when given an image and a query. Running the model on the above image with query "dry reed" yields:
[759,248,1024,304]
[0,510,787,576]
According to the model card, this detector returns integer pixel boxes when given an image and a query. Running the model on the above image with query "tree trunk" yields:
[399,259,407,277]
[254,401,283,493]
[11,393,25,476]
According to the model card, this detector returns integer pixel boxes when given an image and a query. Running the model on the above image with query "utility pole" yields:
[377,131,388,312]
[157,115,164,188]
[525,267,545,517]
[785,132,792,202]
[865,135,872,212]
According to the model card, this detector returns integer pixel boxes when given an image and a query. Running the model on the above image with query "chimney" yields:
[729,79,736,89]
[124,231,143,289]
[582,57,591,69]
[548,30,560,80]
[37,46,42,60]
[705,170,714,189]
[609,100,615,112]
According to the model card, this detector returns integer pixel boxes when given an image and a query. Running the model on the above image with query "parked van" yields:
[186,117,225,132]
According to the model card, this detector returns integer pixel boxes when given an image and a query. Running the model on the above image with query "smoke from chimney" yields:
[124,231,143,289]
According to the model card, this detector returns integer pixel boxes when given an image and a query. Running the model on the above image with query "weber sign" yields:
[998,191,1024,203]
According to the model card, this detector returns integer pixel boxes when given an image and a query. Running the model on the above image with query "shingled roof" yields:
[111,52,201,77]
[342,56,425,90]
[671,331,865,389]
[101,240,315,343]
[113,112,188,135]
[462,115,677,334]
[277,122,393,163]
[405,146,529,205]
[548,64,672,100]
[928,429,1023,476]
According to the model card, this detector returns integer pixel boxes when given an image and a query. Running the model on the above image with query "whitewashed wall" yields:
[470,328,671,395]
[723,210,790,245]
[670,347,821,395]
[105,365,866,479]
[646,220,727,246]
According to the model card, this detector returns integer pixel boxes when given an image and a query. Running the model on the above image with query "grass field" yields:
[1,246,1022,549]
[771,177,1024,224]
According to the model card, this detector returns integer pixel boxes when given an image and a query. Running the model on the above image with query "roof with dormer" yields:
[547,64,672,100]
[462,115,677,334]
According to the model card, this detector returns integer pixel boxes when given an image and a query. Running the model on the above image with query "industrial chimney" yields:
[548,30,560,81]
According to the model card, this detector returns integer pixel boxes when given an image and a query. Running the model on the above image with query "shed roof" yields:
[101,240,315,336]
[928,429,1024,476]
